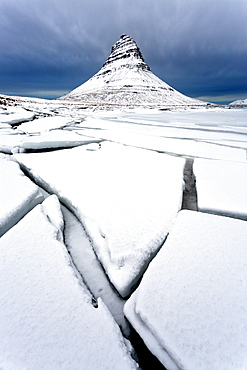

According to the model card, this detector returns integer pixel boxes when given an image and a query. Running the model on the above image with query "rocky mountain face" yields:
[60,35,207,107]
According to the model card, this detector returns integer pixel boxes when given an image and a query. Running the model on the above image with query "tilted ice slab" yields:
[194,158,247,220]
[125,210,247,370]
[13,130,102,152]
[14,142,185,297]
[0,155,43,236]
[0,106,35,125]
[0,196,137,370]
[0,130,101,153]
[18,116,75,133]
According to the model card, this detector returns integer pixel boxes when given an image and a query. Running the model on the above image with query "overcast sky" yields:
[0,0,247,104]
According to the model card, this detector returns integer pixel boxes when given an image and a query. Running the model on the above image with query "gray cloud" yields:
[0,0,246,102]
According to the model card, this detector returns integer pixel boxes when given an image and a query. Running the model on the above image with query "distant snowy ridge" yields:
[59,35,208,107]
[229,98,247,106]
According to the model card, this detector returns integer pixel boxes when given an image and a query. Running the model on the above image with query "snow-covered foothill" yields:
[124,210,247,370]
[0,195,137,370]
[194,158,247,219]
[14,142,185,297]
[18,115,75,133]
[229,98,247,106]
[0,106,35,125]
[0,155,43,236]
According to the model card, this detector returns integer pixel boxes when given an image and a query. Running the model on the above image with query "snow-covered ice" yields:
[124,210,247,370]
[0,155,43,236]
[194,158,247,219]
[0,195,137,370]
[14,142,185,297]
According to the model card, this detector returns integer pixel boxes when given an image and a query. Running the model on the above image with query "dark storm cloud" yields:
[0,0,247,102]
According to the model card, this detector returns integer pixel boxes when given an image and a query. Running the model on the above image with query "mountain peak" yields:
[60,35,207,107]
[102,34,150,71]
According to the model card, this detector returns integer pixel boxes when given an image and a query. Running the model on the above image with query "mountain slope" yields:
[59,35,207,107]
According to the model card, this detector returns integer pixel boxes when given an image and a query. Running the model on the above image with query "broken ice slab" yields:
[124,210,247,370]
[0,107,35,125]
[0,196,137,370]
[0,155,43,236]
[14,142,185,297]
[194,158,247,220]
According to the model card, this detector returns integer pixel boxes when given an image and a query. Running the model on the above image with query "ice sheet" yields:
[14,142,185,297]
[0,195,137,370]
[125,210,247,370]
[0,155,43,236]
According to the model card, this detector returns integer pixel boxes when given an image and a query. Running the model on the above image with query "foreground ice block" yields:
[14,142,185,297]
[0,155,43,236]
[194,158,247,219]
[125,210,247,370]
[0,196,137,370]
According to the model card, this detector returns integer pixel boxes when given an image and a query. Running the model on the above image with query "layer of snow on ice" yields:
[62,206,130,336]
[125,210,247,370]
[0,155,43,236]
[14,142,185,297]
[194,158,247,219]
[0,195,137,370]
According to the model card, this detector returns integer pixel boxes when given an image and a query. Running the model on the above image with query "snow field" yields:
[0,154,43,236]
[1,103,247,369]
[14,141,185,297]
[0,195,137,370]
[194,158,247,219]
[124,210,247,370]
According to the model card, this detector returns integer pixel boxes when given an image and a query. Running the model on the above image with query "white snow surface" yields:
[0,195,137,370]
[124,210,247,370]
[194,158,247,219]
[0,154,43,236]
[14,142,185,297]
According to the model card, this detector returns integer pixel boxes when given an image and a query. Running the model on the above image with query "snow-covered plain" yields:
[0,100,247,369]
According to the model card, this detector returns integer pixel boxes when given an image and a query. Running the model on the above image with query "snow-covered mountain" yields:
[60,35,207,107]
[229,98,247,107]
